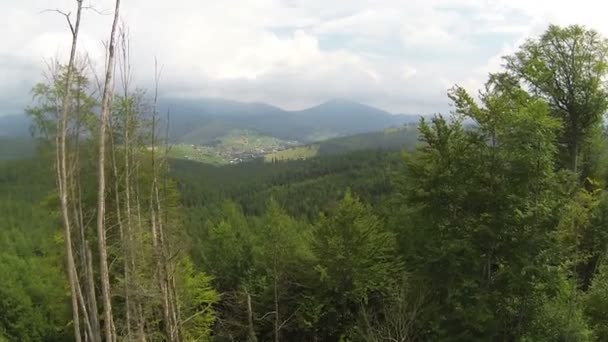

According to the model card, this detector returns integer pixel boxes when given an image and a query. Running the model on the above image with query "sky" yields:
[1,0,608,116]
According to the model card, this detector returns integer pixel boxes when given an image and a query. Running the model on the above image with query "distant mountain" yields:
[0,98,424,145]
[163,97,422,144]
[0,114,30,137]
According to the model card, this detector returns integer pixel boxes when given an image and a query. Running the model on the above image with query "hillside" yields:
[265,124,420,161]
[171,149,402,218]
[0,137,36,160]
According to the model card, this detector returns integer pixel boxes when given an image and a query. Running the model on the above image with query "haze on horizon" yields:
[2,0,608,116]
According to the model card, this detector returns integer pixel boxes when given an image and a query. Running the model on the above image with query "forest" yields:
[3,0,608,340]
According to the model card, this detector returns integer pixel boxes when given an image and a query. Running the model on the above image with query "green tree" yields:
[177,257,219,341]
[505,24,608,175]
[585,264,608,340]
[202,201,255,292]
[397,76,565,340]
[252,199,314,342]
[313,191,400,340]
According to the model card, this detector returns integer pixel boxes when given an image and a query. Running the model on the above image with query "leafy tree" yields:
[201,201,255,292]
[177,257,219,341]
[397,75,565,340]
[505,25,608,175]
[251,199,314,342]
[313,191,400,340]
[524,275,593,342]
[585,264,608,340]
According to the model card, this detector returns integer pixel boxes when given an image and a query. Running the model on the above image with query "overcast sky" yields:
[2,0,607,116]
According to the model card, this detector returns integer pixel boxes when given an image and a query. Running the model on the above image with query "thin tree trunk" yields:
[74,266,95,340]
[245,288,257,342]
[569,138,579,174]
[274,272,279,342]
[117,35,136,337]
[70,67,103,342]
[109,122,131,339]
[86,243,101,341]
[56,1,85,340]
[96,0,121,340]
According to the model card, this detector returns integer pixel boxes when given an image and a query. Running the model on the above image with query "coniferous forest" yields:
[3,1,608,341]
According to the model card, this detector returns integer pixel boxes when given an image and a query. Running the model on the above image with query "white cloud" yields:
[2,0,608,116]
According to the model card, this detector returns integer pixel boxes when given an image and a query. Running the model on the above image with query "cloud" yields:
[1,0,608,116]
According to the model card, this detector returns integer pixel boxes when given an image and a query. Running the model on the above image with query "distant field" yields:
[168,144,226,165]
[264,145,319,162]
[169,129,301,164]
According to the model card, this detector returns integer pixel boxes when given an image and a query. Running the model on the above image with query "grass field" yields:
[168,144,226,165]
[264,145,319,162]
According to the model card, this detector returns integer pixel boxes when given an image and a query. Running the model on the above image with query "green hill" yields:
[264,124,420,162]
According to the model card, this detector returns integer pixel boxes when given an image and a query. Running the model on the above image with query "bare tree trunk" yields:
[109,121,130,339]
[118,31,135,338]
[245,288,257,342]
[96,0,121,340]
[148,61,181,342]
[134,166,147,342]
[55,1,84,340]
[86,244,101,340]
[74,267,95,340]
[274,273,280,342]
[70,70,102,342]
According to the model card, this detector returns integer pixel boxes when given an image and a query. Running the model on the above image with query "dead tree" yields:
[46,1,87,341]
[96,0,122,340]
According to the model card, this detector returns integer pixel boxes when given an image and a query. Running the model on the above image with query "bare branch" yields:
[41,9,75,36]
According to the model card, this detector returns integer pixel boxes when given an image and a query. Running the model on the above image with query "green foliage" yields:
[505,24,608,174]
[313,191,400,340]
[200,202,255,291]
[395,75,567,340]
[585,264,608,340]
[248,200,315,340]
[26,63,97,140]
[0,157,70,341]
[177,258,219,341]
[173,150,401,220]
[524,275,593,342]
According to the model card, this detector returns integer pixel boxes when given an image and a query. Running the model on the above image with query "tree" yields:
[585,264,608,340]
[95,0,122,339]
[177,258,219,341]
[252,199,313,342]
[505,25,608,176]
[313,191,400,340]
[396,75,565,340]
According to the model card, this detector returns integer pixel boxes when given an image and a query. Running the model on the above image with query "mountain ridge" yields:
[0,98,424,143]
[161,97,422,143]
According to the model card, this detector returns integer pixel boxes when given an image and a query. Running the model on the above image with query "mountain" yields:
[0,98,423,146]
[163,97,422,143]
[0,114,30,137]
